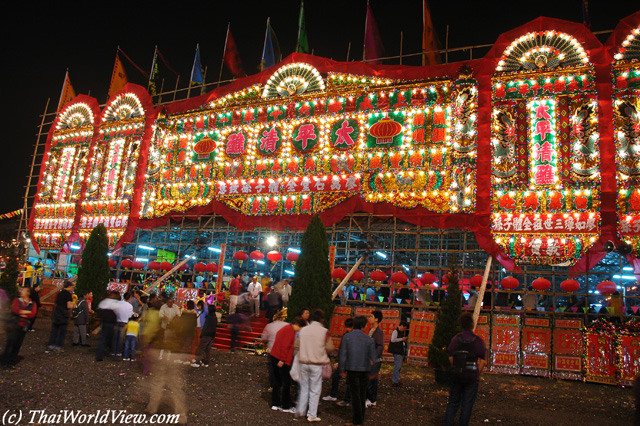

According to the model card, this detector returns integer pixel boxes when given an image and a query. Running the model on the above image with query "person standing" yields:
[123,315,140,361]
[248,275,262,318]
[323,317,354,403]
[443,312,487,426]
[72,290,92,347]
[388,321,409,387]
[95,291,120,361]
[195,304,217,367]
[269,317,306,413]
[523,286,538,311]
[1,286,37,367]
[158,298,181,360]
[266,285,283,321]
[366,310,384,408]
[48,281,74,351]
[261,309,289,388]
[279,278,292,307]
[229,274,241,314]
[28,283,42,332]
[467,287,479,309]
[338,315,377,426]
[297,309,334,422]
[112,293,133,357]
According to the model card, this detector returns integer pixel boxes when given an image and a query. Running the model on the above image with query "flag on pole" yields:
[223,24,246,78]
[191,44,204,85]
[148,46,159,95]
[296,0,310,53]
[108,52,128,97]
[260,18,281,71]
[57,69,76,112]
[422,0,441,65]
[363,1,384,64]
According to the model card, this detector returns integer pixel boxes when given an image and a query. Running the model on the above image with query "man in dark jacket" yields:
[47,281,74,351]
[72,290,92,346]
[366,310,384,408]
[388,321,409,386]
[338,315,377,426]
[195,304,218,367]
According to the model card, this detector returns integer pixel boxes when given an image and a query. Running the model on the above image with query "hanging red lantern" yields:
[420,273,437,285]
[206,263,218,273]
[370,270,387,283]
[194,263,207,273]
[500,276,519,290]
[148,261,162,270]
[332,268,347,280]
[560,279,580,292]
[267,251,283,263]
[108,259,117,268]
[234,251,248,265]
[178,263,189,271]
[597,280,617,294]
[132,261,145,270]
[160,261,173,271]
[250,250,264,261]
[531,277,551,291]
[121,259,133,269]
[351,270,364,282]
[470,275,484,288]
[286,251,299,265]
[390,272,408,284]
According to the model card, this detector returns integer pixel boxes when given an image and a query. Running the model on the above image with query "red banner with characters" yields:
[175,288,199,306]
[619,336,640,386]
[521,319,552,377]
[585,333,617,385]
[491,315,520,374]
[552,319,584,380]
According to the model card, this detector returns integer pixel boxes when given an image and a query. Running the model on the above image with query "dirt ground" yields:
[0,317,636,426]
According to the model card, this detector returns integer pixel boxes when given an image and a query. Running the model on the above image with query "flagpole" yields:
[399,32,403,65]
[296,0,304,53]
[363,1,369,61]
[57,69,69,111]
[346,42,351,61]
[149,46,157,90]
[201,66,208,95]
[173,75,180,102]
[218,23,230,88]
[261,17,270,71]
[422,0,425,66]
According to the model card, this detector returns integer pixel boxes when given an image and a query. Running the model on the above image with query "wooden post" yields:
[215,243,227,293]
[332,254,366,300]
[472,256,492,332]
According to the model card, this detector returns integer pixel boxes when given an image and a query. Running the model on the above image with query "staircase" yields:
[213,313,269,351]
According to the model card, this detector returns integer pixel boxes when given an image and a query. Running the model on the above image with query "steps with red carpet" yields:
[213,313,269,351]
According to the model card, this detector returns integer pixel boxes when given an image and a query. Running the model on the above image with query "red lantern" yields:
[531,277,551,291]
[234,251,248,265]
[250,250,264,261]
[368,118,403,144]
[500,276,519,290]
[160,261,173,271]
[206,263,218,273]
[332,268,347,280]
[560,279,580,292]
[178,263,189,271]
[121,259,133,269]
[148,261,162,270]
[194,263,207,273]
[597,280,617,294]
[390,272,408,284]
[108,259,117,268]
[286,251,299,264]
[420,273,437,285]
[267,251,282,263]
[370,270,387,283]
[193,137,216,159]
[132,261,145,270]
[351,270,364,282]
[470,275,484,288]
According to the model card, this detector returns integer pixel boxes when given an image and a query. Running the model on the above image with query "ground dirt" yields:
[0,317,636,426]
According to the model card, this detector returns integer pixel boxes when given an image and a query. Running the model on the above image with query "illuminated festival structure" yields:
[25,14,640,384]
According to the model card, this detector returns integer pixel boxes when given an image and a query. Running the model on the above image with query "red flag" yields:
[224,25,246,78]
[422,0,441,65]
[108,52,128,97]
[363,1,384,64]
[57,70,76,112]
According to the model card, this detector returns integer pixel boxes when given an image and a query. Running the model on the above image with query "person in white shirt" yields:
[158,298,181,360]
[112,295,133,356]
[279,279,292,307]
[248,276,262,318]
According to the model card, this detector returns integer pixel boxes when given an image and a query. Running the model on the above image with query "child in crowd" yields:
[123,315,140,361]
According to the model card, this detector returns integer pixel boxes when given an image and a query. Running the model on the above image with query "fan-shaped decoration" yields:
[250,250,265,261]
[148,261,162,270]
[160,261,173,271]
[104,93,145,122]
[206,263,218,273]
[597,280,617,294]
[351,270,364,282]
[132,261,145,270]
[262,63,325,98]
[121,259,133,269]
[370,270,387,283]
[500,276,519,290]
[332,268,347,280]
[496,31,589,73]
[194,263,207,273]
[560,279,580,292]
[286,252,299,265]
[531,277,551,291]
[390,272,408,284]
[56,103,94,130]
[267,251,283,263]
[420,273,437,285]
[614,25,640,61]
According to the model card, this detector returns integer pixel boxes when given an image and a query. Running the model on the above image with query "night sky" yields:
[1,0,637,215]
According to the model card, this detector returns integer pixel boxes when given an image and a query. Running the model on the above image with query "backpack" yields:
[450,334,479,384]
[72,300,85,319]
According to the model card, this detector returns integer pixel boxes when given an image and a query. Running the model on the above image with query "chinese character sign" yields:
[529,99,558,186]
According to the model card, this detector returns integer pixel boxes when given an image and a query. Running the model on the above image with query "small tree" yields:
[428,258,463,381]
[0,255,20,300]
[287,216,333,326]
[76,224,111,304]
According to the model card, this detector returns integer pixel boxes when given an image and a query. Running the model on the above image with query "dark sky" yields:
[1,0,637,215]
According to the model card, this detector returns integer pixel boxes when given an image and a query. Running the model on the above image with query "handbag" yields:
[322,362,332,379]
[290,354,300,382]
